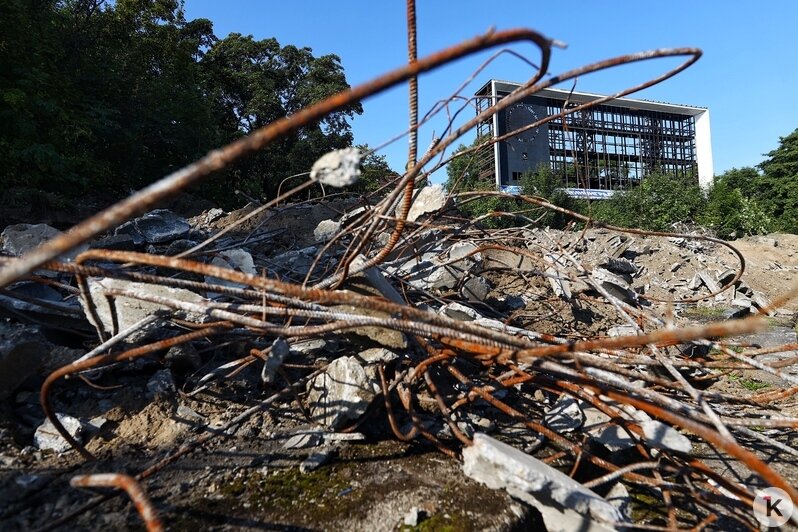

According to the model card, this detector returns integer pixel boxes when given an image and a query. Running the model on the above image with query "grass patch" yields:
[728,373,771,392]
[400,512,469,532]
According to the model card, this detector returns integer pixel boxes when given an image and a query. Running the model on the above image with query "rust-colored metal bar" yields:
[406,0,418,170]
[70,473,163,532]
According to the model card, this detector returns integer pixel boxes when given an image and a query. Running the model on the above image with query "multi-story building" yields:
[474,80,713,199]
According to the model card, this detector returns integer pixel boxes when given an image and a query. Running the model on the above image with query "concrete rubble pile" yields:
[1,181,798,531]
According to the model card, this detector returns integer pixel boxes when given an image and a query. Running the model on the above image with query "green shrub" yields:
[584,172,706,232]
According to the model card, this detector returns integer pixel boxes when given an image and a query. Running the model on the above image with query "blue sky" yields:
[184,1,798,182]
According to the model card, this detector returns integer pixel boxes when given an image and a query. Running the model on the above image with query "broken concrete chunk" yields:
[0,322,50,400]
[306,356,375,429]
[591,268,637,305]
[482,247,536,271]
[716,268,736,285]
[176,405,207,424]
[261,338,290,385]
[331,304,407,349]
[688,273,702,290]
[314,219,341,242]
[546,267,572,299]
[147,369,176,399]
[439,302,484,322]
[602,257,637,275]
[463,434,623,528]
[696,270,720,293]
[461,276,491,302]
[605,482,632,521]
[300,447,334,473]
[640,420,692,453]
[289,337,329,356]
[164,343,202,370]
[220,249,257,275]
[751,291,774,314]
[544,396,584,433]
[34,413,84,453]
[205,248,257,292]
[81,277,208,336]
[607,325,638,338]
[283,429,324,450]
[116,209,190,244]
[1,223,61,256]
[406,184,447,222]
[91,233,138,251]
[594,425,636,452]
[310,147,361,187]
[448,241,481,265]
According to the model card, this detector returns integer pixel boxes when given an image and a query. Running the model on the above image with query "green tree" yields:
[757,128,798,232]
[0,0,363,207]
[713,166,760,199]
[520,164,575,228]
[591,172,706,232]
[351,145,398,193]
[700,179,772,238]
[0,0,218,195]
[200,33,362,201]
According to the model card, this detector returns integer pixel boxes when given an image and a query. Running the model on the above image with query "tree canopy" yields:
[0,0,363,206]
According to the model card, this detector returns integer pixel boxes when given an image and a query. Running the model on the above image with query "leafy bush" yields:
[584,172,706,232]
[700,179,772,238]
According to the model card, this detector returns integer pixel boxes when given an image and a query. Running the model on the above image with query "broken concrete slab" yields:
[439,302,484,322]
[544,396,584,433]
[115,209,190,244]
[640,420,692,453]
[546,267,572,299]
[314,219,341,242]
[306,349,397,429]
[330,304,407,349]
[34,413,84,453]
[81,277,207,336]
[697,270,720,293]
[591,268,638,305]
[0,322,50,400]
[406,184,447,222]
[261,338,290,385]
[1,223,61,256]
[462,433,623,529]
[461,276,490,302]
